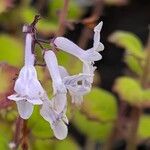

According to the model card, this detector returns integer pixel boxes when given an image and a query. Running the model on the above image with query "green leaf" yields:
[109,31,144,58]
[54,138,80,150]
[0,134,9,150]
[82,88,118,122]
[143,89,150,101]
[73,88,117,141]
[114,77,150,107]
[114,77,143,105]
[32,137,80,150]
[0,35,23,67]
[21,7,58,33]
[38,20,58,33]
[50,0,82,21]
[73,111,114,141]
[138,115,150,139]
[124,55,143,75]
[0,122,12,150]
[21,7,37,24]
[31,139,53,150]
[57,51,82,75]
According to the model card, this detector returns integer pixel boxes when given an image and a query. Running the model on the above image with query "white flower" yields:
[54,37,102,62]
[40,99,68,140]
[93,21,104,52]
[53,22,104,63]
[44,50,67,113]
[63,74,91,105]
[82,62,97,83]
[58,66,91,105]
[82,22,104,83]
[52,22,104,104]
[8,28,45,119]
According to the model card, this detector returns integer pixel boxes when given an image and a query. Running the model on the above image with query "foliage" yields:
[109,31,145,75]
[0,35,23,67]
[138,115,150,139]
[73,88,117,141]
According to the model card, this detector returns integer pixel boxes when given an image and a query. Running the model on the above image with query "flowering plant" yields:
[7,15,104,140]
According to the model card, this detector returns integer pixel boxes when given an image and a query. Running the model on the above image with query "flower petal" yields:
[16,100,33,119]
[44,51,67,96]
[71,94,83,105]
[24,33,35,66]
[44,50,63,84]
[63,74,91,105]
[52,120,68,140]
[59,66,69,79]
[94,21,103,32]
[27,79,45,98]
[93,21,104,52]
[54,37,102,62]
[94,43,104,52]
[40,100,57,124]
[14,66,38,95]
[40,99,68,140]
[54,37,84,59]
[83,62,96,83]
[26,98,43,105]
[53,93,67,113]
[83,49,102,62]
[7,94,25,101]
[14,78,27,96]
[62,114,69,124]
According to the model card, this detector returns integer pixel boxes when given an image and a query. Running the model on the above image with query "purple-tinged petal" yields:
[7,94,25,101]
[52,120,68,140]
[24,33,35,66]
[16,100,33,119]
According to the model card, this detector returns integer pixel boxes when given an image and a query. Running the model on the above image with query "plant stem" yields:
[126,107,141,150]
[21,120,29,150]
[12,117,23,150]
[103,101,128,150]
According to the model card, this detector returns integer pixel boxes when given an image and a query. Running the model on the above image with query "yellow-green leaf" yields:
[72,88,117,141]
[82,88,117,122]
[114,77,143,105]
[73,111,114,141]
[138,115,150,139]
[54,138,80,150]
[28,106,53,138]
[50,0,82,21]
[57,51,82,75]
[0,35,23,67]
[124,55,143,75]
[109,31,144,58]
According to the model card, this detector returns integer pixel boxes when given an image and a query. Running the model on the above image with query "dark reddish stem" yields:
[12,117,23,150]
[0,99,13,109]
[21,120,29,150]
